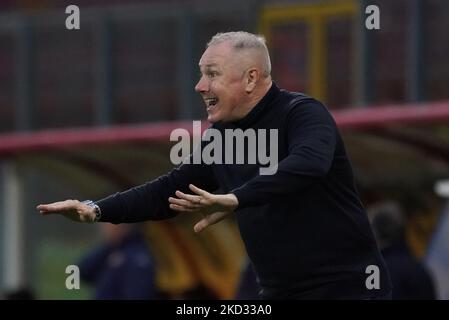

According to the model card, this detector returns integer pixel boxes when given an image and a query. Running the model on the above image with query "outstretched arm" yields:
[37,199,97,223]
[37,151,219,224]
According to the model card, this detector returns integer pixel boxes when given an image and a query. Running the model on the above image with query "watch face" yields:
[93,205,102,221]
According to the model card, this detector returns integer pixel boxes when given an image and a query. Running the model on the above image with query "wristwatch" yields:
[82,200,102,222]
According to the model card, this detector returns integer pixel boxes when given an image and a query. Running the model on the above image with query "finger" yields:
[37,200,78,211]
[37,203,60,211]
[38,204,70,214]
[194,218,210,233]
[175,191,202,204]
[193,211,228,233]
[189,184,209,197]
[168,197,200,209]
[169,203,197,213]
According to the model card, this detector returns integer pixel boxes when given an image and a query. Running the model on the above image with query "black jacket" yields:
[97,82,392,299]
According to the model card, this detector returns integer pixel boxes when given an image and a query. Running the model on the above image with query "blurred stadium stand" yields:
[0,0,448,299]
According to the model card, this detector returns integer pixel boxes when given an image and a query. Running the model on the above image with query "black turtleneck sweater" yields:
[97,83,392,299]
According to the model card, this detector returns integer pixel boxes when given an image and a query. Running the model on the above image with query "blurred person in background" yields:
[38,31,391,299]
[369,201,436,300]
[78,223,158,300]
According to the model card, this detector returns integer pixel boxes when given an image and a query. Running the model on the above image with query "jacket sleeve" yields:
[231,100,337,209]
[96,151,219,224]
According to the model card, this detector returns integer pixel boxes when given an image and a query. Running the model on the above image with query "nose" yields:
[195,76,209,93]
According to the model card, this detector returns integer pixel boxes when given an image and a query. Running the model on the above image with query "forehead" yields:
[198,42,235,69]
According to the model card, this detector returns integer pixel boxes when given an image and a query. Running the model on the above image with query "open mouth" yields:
[205,98,219,111]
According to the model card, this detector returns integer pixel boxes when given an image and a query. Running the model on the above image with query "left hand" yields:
[168,184,239,233]
[37,199,97,223]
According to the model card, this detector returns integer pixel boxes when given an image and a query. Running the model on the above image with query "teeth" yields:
[206,98,218,107]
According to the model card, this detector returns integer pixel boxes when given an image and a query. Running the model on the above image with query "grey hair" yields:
[207,31,271,77]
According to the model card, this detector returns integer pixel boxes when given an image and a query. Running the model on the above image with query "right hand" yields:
[37,200,96,223]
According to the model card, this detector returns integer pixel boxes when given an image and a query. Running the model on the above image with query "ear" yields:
[245,68,259,93]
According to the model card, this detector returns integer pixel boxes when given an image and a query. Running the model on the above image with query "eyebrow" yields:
[198,65,220,75]
[199,63,218,68]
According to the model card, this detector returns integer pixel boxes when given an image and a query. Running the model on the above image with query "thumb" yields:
[193,211,229,233]
[194,219,208,233]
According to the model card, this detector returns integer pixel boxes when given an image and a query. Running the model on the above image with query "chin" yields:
[207,115,220,123]
[206,110,222,123]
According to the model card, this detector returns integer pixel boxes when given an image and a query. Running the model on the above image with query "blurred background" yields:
[0,0,448,300]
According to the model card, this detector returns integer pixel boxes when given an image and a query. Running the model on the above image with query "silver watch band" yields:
[82,200,102,222]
